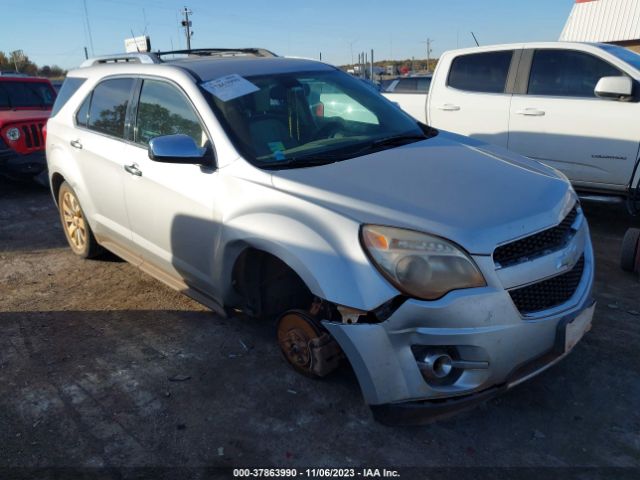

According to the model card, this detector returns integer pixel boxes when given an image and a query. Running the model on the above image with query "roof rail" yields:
[79,52,161,68]
[155,48,278,60]
[79,48,278,68]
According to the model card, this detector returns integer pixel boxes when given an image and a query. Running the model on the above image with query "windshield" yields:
[598,44,640,71]
[201,70,429,169]
[0,80,56,109]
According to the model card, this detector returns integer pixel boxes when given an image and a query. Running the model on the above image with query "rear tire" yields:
[620,228,640,272]
[58,181,103,258]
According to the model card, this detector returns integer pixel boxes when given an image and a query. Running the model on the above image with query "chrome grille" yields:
[494,206,578,268]
[509,255,585,315]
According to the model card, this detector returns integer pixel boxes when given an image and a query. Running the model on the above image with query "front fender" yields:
[216,211,398,312]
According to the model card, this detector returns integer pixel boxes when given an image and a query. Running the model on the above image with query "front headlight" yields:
[361,225,486,300]
[6,127,21,142]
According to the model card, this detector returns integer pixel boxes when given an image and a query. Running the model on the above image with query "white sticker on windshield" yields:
[201,74,259,102]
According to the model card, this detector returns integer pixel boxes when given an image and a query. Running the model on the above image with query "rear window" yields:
[0,80,57,109]
[447,51,513,93]
[392,77,431,93]
[51,77,86,117]
[87,78,135,138]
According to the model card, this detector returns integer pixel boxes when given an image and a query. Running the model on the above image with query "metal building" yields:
[560,0,640,52]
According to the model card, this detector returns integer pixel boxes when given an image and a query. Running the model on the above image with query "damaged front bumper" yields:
[323,221,595,425]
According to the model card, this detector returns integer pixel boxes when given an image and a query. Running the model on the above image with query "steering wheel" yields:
[313,120,345,141]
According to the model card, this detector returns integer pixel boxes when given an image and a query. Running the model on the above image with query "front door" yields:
[122,78,222,294]
[508,48,640,190]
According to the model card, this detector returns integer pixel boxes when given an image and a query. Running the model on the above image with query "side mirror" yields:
[148,134,207,164]
[594,76,633,99]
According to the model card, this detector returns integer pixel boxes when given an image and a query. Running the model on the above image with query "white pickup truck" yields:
[383,42,640,211]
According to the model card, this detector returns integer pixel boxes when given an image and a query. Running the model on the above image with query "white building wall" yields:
[560,0,640,43]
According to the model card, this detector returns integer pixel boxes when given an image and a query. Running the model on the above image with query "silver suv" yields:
[46,49,595,424]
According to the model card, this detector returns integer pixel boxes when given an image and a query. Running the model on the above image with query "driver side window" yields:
[135,79,207,147]
[527,50,624,98]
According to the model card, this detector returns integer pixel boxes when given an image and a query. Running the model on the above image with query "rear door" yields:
[72,77,138,256]
[508,48,640,190]
[382,77,431,122]
[121,77,222,294]
[428,49,517,147]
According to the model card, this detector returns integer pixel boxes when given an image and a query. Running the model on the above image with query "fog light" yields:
[6,127,20,142]
[420,352,453,380]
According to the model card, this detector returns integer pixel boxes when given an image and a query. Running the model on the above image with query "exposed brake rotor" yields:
[276,310,342,378]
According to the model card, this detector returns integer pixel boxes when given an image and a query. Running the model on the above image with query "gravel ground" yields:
[0,177,639,478]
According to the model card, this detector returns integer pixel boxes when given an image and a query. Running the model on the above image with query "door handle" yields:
[124,163,142,177]
[437,104,461,111]
[516,108,546,116]
[70,139,83,149]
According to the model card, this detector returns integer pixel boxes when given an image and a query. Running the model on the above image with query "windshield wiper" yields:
[260,156,341,170]
[259,134,429,170]
[369,134,427,148]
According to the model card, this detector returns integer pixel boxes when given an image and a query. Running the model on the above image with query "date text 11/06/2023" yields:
[232,468,401,478]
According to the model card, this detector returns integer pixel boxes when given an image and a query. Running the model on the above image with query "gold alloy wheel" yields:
[61,190,87,252]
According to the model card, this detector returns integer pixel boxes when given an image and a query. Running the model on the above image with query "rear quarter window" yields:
[447,51,513,93]
[51,77,86,117]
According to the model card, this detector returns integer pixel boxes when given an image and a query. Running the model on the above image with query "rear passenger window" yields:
[448,51,513,93]
[135,79,206,147]
[528,50,623,98]
[87,78,134,138]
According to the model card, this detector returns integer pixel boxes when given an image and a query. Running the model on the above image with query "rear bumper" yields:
[0,149,47,179]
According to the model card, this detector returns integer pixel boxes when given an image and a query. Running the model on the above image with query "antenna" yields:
[83,0,95,56]
[131,29,140,53]
[471,31,480,47]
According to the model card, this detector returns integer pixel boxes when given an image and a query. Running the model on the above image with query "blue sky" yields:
[0,0,576,69]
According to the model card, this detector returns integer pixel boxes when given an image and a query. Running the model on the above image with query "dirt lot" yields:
[0,177,639,477]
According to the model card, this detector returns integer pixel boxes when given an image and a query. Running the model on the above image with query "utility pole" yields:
[423,38,434,72]
[12,50,21,72]
[181,6,193,50]
[348,39,357,66]
[370,49,374,81]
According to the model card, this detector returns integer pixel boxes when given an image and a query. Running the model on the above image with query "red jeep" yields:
[0,74,57,183]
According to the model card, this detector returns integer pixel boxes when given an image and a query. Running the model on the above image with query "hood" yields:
[0,109,51,126]
[270,131,575,254]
